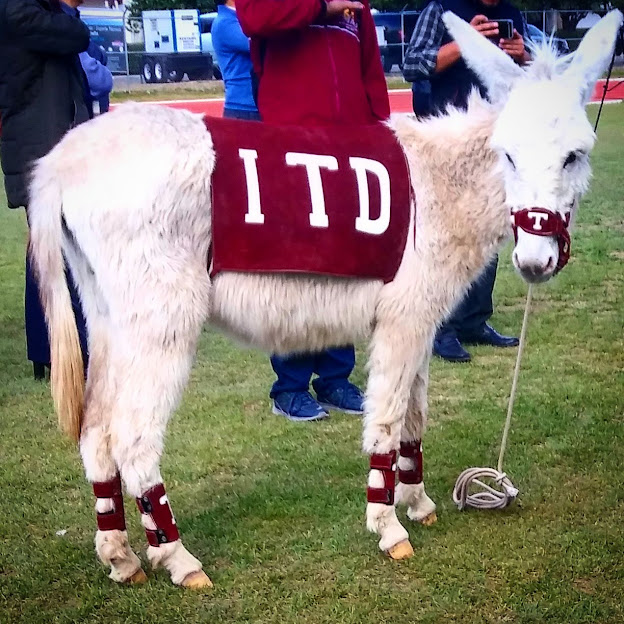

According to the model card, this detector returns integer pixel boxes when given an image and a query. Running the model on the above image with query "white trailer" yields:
[141,9,214,83]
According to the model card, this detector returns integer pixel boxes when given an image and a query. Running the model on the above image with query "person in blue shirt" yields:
[60,0,113,117]
[84,42,111,113]
[211,0,260,121]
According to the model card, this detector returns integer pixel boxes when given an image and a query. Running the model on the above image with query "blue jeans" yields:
[438,256,498,340]
[223,108,261,121]
[270,347,356,398]
[221,106,356,399]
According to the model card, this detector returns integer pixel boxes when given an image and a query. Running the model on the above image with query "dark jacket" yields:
[237,0,389,126]
[0,0,90,208]
[430,0,524,112]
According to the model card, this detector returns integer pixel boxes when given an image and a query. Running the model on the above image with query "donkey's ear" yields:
[563,10,623,105]
[442,11,523,104]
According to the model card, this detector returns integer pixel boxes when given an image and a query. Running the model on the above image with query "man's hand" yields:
[469,15,499,38]
[325,0,363,19]
[469,17,527,64]
[498,29,526,63]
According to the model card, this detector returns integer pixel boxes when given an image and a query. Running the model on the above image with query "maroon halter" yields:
[511,208,571,273]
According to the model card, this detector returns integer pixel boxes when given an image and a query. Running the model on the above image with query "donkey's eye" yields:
[563,152,578,168]
[505,153,516,169]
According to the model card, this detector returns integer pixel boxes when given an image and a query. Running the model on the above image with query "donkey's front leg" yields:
[396,352,437,525]
[363,322,422,560]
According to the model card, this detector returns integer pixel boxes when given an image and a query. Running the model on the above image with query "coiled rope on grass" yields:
[452,285,533,511]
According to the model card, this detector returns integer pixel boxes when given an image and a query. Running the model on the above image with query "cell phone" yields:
[496,19,514,40]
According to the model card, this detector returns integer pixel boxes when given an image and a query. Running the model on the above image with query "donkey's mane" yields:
[395,92,496,158]
[524,39,573,81]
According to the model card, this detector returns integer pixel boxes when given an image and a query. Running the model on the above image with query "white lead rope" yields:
[452,284,533,511]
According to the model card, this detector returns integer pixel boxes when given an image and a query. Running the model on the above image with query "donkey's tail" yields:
[28,156,85,443]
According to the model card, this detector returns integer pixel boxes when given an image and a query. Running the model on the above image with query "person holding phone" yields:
[403,0,528,115]
[401,0,528,363]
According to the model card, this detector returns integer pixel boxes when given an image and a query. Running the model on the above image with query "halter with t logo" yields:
[511,208,571,273]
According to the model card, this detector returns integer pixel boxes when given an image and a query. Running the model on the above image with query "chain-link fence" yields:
[81,7,617,83]
[374,8,614,72]
[523,9,609,51]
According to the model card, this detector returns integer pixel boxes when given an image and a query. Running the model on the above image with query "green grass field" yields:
[1,105,623,624]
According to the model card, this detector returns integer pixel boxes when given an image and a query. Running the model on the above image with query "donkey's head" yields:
[444,10,623,283]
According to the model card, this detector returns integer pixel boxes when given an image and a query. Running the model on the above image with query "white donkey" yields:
[27,12,621,588]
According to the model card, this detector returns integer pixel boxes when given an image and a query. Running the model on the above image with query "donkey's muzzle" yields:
[511,207,571,275]
[513,252,556,283]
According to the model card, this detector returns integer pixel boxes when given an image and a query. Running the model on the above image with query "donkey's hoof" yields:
[182,570,213,589]
[126,568,148,584]
[419,512,437,527]
[387,539,414,560]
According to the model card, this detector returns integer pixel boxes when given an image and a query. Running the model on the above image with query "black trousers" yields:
[25,251,88,367]
[438,256,498,339]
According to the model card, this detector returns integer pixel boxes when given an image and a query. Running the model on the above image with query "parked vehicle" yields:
[200,12,223,80]
[372,11,419,73]
[141,9,214,83]
[525,23,570,54]
[79,7,128,74]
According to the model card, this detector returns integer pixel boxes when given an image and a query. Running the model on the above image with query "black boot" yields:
[33,362,49,381]
[459,324,519,348]
[433,334,471,363]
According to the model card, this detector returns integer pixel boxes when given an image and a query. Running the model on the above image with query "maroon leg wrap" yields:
[136,483,180,547]
[93,474,126,532]
[398,440,423,485]
[367,451,397,505]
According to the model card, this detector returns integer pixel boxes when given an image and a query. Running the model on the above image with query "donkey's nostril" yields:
[545,256,555,272]
[518,260,555,283]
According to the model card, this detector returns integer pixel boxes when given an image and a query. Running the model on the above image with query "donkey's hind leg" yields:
[108,281,212,588]
[395,352,437,526]
[68,234,146,584]
[80,324,145,584]
[110,343,212,588]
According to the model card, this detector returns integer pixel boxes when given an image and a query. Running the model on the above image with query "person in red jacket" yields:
[237,0,390,422]
[238,0,389,126]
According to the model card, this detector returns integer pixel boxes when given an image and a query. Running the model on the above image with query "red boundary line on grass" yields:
[112,79,623,117]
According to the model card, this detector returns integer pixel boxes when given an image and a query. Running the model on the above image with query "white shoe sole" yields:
[318,403,364,416]
[272,404,329,422]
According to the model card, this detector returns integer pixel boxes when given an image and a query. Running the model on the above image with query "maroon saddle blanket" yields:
[205,116,412,283]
